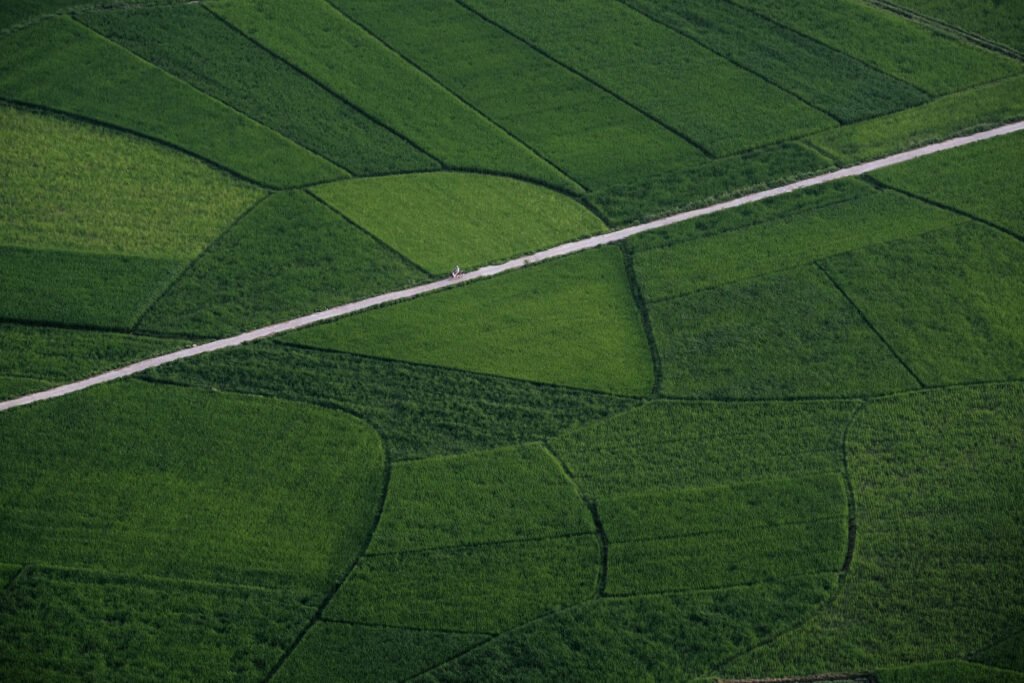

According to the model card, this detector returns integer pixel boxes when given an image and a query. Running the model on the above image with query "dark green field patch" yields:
[0,566,311,682]
[312,172,604,274]
[287,248,653,396]
[0,104,261,259]
[811,75,1024,163]
[822,224,1024,385]
[877,661,1024,683]
[650,266,919,399]
[632,190,962,303]
[209,0,578,193]
[622,0,928,123]
[145,343,639,461]
[889,0,1024,53]
[600,472,847,544]
[421,575,836,681]
[0,17,340,187]
[873,132,1024,239]
[972,629,1024,673]
[0,377,52,401]
[0,380,385,597]
[549,400,855,499]
[721,383,1024,676]
[465,0,833,157]
[0,247,184,330]
[83,4,434,176]
[367,444,592,555]
[606,520,846,595]
[337,0,704,189]
[731,0,1019,96]
[277,622,485,683]
[587,141,834,227]
[0,324,183,383]
[327,536,600,633]
[137,191,428,338]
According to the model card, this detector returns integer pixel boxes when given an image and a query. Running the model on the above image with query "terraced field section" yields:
[2,0,1024,680]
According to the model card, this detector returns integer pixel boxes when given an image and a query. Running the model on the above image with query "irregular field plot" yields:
[337,0,703,189]
[327,535,599,633]
[208,0,576,192]
[874,132,1024,238]
[464,0,833,156]
[277,622,484,683]
[0,324,183,383]
[606,518,846,595]
[0,17,339,187]
[367,443,592,555]
[0,567,311,682]
[730,0,1019,95]
[811,75,1024,162]
[549,400,855,499]
[890,0,1024,53]
[723,383,1024,675]
[632,189,962,302]
[649,266,918,399]
[423,575,836,681]
[0,247,183,329]
[137,191,428,337]
[821,224,1024,384]
[0,105,261,259]
[146,343,638,460]
[312,172,604,274]
[0,380,384,596]
[83,4,434,176]
[622,0,927,123]
[287,248,653,396]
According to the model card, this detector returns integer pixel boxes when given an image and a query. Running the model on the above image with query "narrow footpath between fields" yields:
[2,120,1023,413]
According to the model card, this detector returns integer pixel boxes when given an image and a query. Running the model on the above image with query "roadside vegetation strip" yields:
[0,17,341,188]
[647,266,921,400]
[0,565,313,682]
[0,380,385,597]
[729,0,1019,96]
[876,660,1024,683]
[82,4,436,176]
[463,0,834,157]
[135,191,429,338]
[621,0,928,124]
[720,383,1024,678]
[337,0,705,189]
[274,621,486,683]
[207,0,580,194]
[286,248,654,396]
[311,172,606,275]
[2,120,1022,413]
[0,105,262,259]
[819,225,1024,386]
[366,444,594,555]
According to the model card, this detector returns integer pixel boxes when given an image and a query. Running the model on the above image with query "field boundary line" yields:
[3,119,1022,413]
[617,0,842,126]
[814,262,926,389]
[325,2,585,194]
[202,5,444,171]
[878,183,1024,248]
[455,0,715,158]
[621,244,663,397]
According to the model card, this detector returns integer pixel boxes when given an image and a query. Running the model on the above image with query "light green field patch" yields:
[276,622,485,683]
[327,535,599,633]
[312,172,605,274]
[288,248,653,395]
[633,190,963,302]
[0,105,261,259]
[650,266,919,399]
[873,132,1024,239]
[822,225,1024,385]
[0,380,385,597]
[367,443,593,554]
[0,17,340,188]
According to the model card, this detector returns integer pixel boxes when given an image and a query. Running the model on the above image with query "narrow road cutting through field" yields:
[2,120,1023,413]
